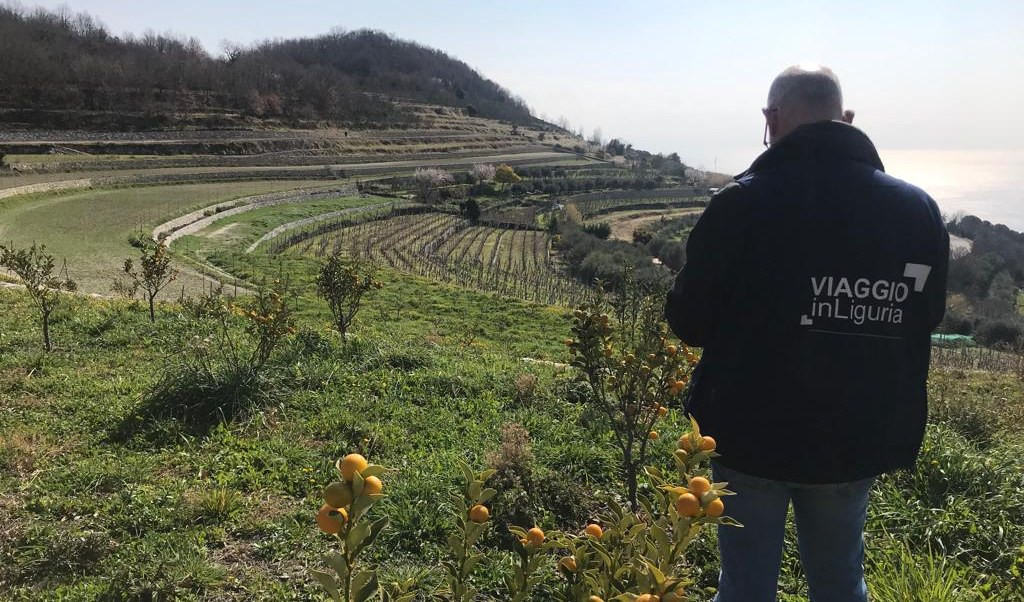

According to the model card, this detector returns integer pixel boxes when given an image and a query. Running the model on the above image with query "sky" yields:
[20,0,1024,176]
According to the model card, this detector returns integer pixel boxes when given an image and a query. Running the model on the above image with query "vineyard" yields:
[568,194,709,219]
[288,212,589,305]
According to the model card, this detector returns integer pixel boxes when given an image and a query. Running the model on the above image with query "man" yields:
[665,65,949,601]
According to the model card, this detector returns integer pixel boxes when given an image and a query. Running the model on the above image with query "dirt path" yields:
[597,208,704,241]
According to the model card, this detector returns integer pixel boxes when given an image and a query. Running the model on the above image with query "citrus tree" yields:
[551,421,739,601]
[443,461,496,601]
[316,252,383,343]
[312,454,412,602]
[566,275,698,509]
[113,240,178,322]
[0,242,77,351]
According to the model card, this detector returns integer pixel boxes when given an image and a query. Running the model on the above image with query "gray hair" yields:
[767,65,844,122]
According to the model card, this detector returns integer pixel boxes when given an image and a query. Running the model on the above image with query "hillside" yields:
[0,4,534,130]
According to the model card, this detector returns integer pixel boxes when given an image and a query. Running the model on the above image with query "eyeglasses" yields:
[762,107,778,147]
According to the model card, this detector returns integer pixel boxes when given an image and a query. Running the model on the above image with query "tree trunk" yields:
[42,310,51,352]
[148,295,155,322]
[625,459,638,511]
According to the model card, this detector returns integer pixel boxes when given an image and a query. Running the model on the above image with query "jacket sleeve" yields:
[665,183,747,347]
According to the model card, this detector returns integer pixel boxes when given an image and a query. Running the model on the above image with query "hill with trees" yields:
[942,215,1024,347]
[0,3,535,130]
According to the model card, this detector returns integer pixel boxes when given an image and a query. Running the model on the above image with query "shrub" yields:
[975,318,1023,349]
[316,253,383,343]
[633,227,653,245]
[442,462,496,601]
[112,241,178,322]
[138,280,296,432]
[566,275,699,508]
[0,242,77,351]
[310,454,396,602]
[582,222,611,240]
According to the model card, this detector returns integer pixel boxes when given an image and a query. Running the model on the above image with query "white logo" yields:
[903,263,932,292]
[800,263,933,327]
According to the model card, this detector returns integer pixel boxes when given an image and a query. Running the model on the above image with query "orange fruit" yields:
[469,504,490,523]
[323,481,354,508]
[666,344,678,356]
[648,431,659,440]
[657,406,669,417]
[688,476,712,496]
[337,454,368,482]
[588,597,604,602]
[700,436,717,452]
[316,504,348,534]
[584,523,603,539]
[362,475,383,495]
[527,527,545,546]
[677,435,696,452]
[674,492,701,517]
[558,556,577,572]
[706,498,725,517]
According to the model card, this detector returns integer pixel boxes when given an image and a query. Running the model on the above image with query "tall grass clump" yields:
[868,543,996,602]
[130,279,298,436]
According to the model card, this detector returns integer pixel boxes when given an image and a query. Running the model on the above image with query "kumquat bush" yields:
[311,425,735,601]
[566,274,700,509]
[311,454,405,602]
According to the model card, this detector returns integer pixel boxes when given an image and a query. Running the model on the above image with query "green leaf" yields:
[354,517,389,554]
[347,520,372,551]
[360,465,386,479]
[351,569,380,602]
[309,569,341,601]
[459,461,474,490]
[324,552,349,579]
[448,535,464,557]
[463,553,484,577]
[644,560,667,586]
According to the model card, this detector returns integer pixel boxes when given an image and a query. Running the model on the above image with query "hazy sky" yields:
[23,0,1024,174]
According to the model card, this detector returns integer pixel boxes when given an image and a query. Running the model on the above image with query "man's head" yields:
[763,64,854,145]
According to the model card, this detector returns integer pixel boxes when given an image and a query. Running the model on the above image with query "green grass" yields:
[180,195,395,254]
[0,180,327,293]
[1,261,1023,600]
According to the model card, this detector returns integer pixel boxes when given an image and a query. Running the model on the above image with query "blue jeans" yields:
[711,461,874,602]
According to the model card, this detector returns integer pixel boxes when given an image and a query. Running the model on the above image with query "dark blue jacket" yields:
[665,121,949,484]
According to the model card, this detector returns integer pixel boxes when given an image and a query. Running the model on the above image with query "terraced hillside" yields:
[0,103,611,296]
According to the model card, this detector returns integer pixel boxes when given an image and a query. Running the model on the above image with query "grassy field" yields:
[1,248,1022,600]
[0,181,329,294]
[2,122,1022,599]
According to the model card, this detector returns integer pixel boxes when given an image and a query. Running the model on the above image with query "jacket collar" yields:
[736,120,884,178]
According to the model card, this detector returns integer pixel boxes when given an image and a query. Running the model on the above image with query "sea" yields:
[881,149,1024,233]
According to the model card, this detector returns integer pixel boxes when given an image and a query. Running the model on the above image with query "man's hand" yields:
[842,109,856,124]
